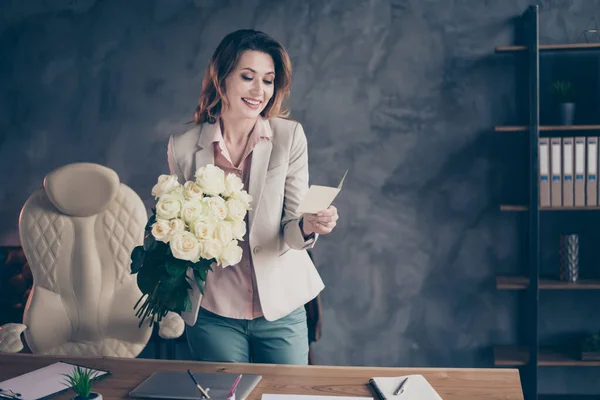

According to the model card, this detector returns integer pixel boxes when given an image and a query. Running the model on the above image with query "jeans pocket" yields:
[286,307,307,324]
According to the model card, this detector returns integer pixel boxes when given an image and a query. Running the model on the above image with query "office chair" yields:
[0,163,183,357]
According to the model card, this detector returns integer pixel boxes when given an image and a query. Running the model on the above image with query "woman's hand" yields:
[302,205,339,236]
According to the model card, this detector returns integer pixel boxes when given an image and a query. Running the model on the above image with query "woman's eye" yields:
[242,75,252,81]
[263,80,273,85]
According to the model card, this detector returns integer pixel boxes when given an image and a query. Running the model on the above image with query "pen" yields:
[228,374,243,398]
[393,377,408,396]
[187,369,211,399]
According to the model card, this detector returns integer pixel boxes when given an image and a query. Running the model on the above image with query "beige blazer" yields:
[167,117,325,325]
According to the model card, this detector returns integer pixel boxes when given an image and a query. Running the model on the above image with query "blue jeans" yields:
[186,307,309,364]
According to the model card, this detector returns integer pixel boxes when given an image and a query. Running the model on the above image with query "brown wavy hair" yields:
[193,29,292,125]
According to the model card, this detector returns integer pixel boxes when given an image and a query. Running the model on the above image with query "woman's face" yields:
[222,50,275,120]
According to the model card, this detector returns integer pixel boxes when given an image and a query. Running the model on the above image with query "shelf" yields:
[497,275,600,290]
[500,205,600,211]
[495,42,600,52]
[495,125,600,132]
[539,396,600,399]
[500,205,528,211]
[494,345,600,366]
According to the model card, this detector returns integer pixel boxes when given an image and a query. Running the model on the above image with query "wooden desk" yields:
[0,353,523,400]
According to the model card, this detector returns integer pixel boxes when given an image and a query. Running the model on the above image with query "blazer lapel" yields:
[194,123,216,176]
[248,138,272,234]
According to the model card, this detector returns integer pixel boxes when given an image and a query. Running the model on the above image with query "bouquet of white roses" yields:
[130,164,252,327]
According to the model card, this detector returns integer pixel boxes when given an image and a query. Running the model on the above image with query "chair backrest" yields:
[18,163,152,357]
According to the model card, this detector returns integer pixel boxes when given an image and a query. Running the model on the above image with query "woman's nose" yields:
[250,80,262,94]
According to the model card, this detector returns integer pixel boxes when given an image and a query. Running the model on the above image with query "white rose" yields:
[214,221,233,245]
[192,217,216,240]
[204,196,228,220]
[230,219,246,241]
[168,218,186,234]
[151,219,172,243]
[231,190,253,210]
[169,231,202,262]
[200,238,223,260]
[226,198,247,221]
[183,181,204,200]
[151,174,181,199]
[180,199,204,224]
[218,240,243,268]
[195,164,226,196]
[224,173,244,198]
[156,192,184,220]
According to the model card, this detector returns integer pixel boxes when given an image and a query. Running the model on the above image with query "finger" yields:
[317,207,336,217]
[317,221,336,232]
[314,215,336,223]
[303,214,318,223]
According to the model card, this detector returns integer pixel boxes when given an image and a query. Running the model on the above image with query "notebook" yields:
[368,374,442,400]
[129,371,262,400]
[0,361,110,400]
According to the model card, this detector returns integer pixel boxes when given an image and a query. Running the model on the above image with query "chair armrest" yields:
[0,323,27,353]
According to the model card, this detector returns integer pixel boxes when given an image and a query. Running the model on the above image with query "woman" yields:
[166,29,339,365]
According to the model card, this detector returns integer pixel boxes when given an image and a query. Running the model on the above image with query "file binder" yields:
[539,138,550,207]
[587,136,598,206]
[550,138,562,207]
[575,137,586,206]
[562,137,574,207]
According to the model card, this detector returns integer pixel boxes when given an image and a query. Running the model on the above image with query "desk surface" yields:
[0,353,523,400]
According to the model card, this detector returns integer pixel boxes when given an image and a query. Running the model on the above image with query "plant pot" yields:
[72,393,102,400]
[559,102,575,125]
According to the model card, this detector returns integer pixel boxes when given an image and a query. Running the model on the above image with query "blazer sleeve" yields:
[281,122,319,250]
[167,134,185,184]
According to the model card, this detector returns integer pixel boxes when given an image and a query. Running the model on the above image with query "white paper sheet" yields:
[369,374,442,400]
[296,170,347,214]
[262,395,372,400]
[0,361,109,400]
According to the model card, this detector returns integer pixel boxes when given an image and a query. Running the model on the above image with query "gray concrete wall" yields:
[2,0,600,396]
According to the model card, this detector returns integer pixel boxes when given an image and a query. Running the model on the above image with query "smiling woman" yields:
[193,29,292,126]
[165,29,340,366]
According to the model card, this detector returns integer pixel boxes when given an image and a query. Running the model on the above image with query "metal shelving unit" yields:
[493,5,600,400]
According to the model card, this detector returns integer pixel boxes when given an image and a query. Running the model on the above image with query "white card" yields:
[296,170,347,214]
[262,395,372,400]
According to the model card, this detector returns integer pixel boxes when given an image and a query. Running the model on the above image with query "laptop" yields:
[129,371,262,400]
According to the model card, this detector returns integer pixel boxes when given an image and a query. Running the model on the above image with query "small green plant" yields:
[63,366,100,399]
[553,80,574,102]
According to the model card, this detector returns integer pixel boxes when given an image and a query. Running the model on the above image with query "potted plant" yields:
[581,331,600,360]
[552,79,575,125]
[63,365,103,400]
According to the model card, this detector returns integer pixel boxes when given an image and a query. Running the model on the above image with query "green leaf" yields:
[193,258,213,273]
[144,212,157,231]
[193,269,206,295]
[165,257,187,278]
[130,246,145,274]
[62,366,99,397]
[144,230,157,251]
[183,294,192,313]
[137,264,160,295]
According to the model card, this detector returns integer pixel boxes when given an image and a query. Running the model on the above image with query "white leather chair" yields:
[0,163,183,357]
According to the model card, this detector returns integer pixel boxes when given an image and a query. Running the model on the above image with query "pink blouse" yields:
[199,120,270,320]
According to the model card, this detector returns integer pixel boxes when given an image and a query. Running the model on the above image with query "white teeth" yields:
[243,98,260,105]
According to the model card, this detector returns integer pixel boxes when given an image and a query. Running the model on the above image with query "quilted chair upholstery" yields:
[7,163,153,357]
